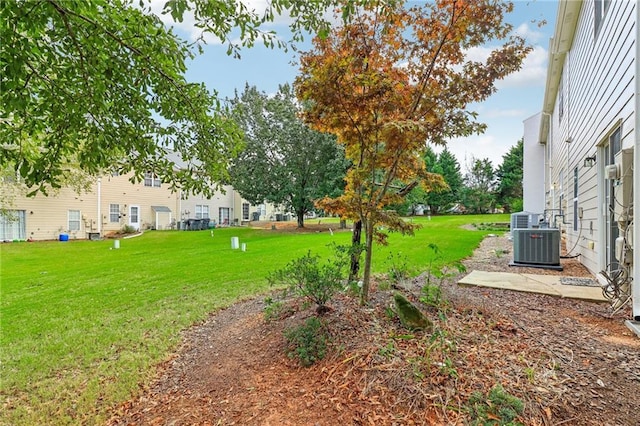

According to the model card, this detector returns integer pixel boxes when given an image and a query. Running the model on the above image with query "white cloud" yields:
[465,46,492,63]
[496,45,548,89]
[483,108,530,119]
[514,22,546,44]
[463,44,548,89]
[434,129,525,169]
[145,0,223,44]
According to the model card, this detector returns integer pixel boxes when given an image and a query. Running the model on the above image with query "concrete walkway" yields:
[458,270,607,303]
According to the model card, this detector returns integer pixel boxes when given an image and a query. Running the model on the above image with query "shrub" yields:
[121,224,137,234]
[467,384,524,425]
[284,317,328,367]
[268,251,345,314]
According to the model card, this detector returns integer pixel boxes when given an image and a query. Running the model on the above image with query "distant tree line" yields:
[228,84,524,222]
[389,140,523,216]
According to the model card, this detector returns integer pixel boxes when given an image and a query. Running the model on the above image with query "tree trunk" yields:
[296,208,305,228]
[360,221,374,305]
[349,220,362,282]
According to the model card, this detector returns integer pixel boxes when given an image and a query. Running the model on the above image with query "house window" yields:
[0,210,26,241]
[68,210,81,231]
[242,203,250,221]
[109,204,120,222]
[558,75,564,122]
[195,205,209,219]
[610,126,621,154]
[144,172,161,187]
[594,0,611,37]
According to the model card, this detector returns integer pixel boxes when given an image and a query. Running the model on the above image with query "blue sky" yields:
[154,0,559,170]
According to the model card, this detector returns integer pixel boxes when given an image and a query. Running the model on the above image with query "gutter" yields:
[538,0,582,144]
[97,178,101,235]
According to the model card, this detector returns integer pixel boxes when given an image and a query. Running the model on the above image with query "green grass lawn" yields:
[0,214,507,425]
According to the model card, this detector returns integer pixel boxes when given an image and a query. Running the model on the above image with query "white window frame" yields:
[68,210,81,231]
[195,205,210,219]
[109,204,120,223]
[144,172,161,188]
[219,207,230,226]
[0,210,26,240]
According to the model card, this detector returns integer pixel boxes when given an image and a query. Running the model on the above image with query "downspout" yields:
[178,189,182,229]
[632,0,640,324]
[97,178,101,235]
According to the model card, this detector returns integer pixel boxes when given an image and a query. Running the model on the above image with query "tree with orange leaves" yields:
[295,0,531,303]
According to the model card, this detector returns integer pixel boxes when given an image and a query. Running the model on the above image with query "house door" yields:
[219,207,230,226]
[603,127,621,272]
[129,205,140,230]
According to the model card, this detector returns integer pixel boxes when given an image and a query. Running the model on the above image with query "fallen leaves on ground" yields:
[108,234,640,426]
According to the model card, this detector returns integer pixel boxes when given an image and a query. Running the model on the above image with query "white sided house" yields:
[523,0,639,334]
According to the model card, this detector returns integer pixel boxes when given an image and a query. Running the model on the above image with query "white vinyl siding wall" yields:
[546,0,636,274]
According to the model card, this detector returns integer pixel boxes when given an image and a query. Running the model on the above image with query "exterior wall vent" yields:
[512,229,561,268]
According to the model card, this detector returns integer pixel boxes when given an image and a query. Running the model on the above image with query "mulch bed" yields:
[108,232,640,426]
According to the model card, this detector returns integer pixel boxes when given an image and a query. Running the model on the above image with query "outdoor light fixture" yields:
[583,155,596,168]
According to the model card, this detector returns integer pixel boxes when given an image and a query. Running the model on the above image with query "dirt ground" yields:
[108,226,640,425]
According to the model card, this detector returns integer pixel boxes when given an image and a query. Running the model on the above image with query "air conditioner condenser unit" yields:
[510,212,541,230]
[510,228,562,270]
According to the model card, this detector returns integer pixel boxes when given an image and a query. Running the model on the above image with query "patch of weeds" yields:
[420,284,445,309]
[495,248,506,258]
[345,280,362,296]
[438,356,458,378]
[384,305,396,320]
[523,367,535,383]
[424,243,466,284]
[377,278,391,291]
[378,341,396,359]
[391,332,415,340]
[386,252,412,286]
[263,297,294,322]
[407,327,458,382]
[421,243,465,313]
[408,356,426,381]
[467,384,524,425]
[284,317,328,367]
[471,222,510,232]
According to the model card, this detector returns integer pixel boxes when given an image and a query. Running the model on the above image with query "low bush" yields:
[284,317,328,367]
[268,250,345,314]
